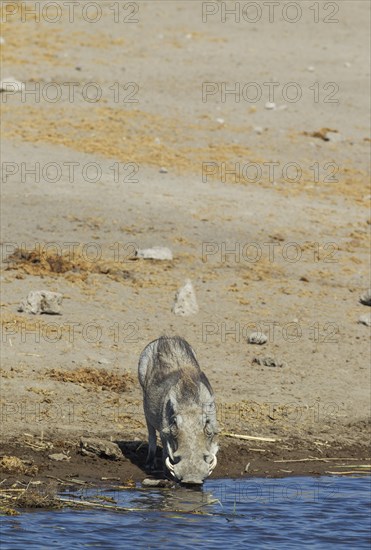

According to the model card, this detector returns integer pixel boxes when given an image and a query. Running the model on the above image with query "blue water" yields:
[1,477,370,549]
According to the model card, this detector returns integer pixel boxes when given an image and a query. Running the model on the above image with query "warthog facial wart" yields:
[138,336,219,484]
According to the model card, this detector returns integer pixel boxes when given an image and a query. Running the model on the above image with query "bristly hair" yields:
[156,335,199,369]
[143,335,214,404]
[155,336,213,401]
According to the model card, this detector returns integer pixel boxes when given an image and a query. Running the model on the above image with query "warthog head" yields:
[161,396,219,485]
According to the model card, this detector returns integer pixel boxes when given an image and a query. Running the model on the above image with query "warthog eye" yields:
[170,420,178,437]
[204,420,213,437]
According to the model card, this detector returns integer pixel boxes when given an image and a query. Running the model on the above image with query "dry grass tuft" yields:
[0,456,38,475]
[3,246,178,289]
[49,367,134,392]
[5,247,133,279]
[15,488,61,509]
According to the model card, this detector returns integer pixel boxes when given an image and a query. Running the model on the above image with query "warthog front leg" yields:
[145,420,157,471]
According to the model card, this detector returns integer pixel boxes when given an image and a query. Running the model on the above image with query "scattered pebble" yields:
[159,167,168,173]
[358,314,371,327]
[307,66,315,72]
[142,478,174,487]
[326,131,343,143]
[135,246,173,260]
[80,437,122,460]
[308,128,341,142]
[248,332,268,345]
[359,289,371,306]
[0,77,25,93]
[264,102,276,110]
[344,62,351,68]
[254,126,263,135]
[97,358,111,365]
[172,279,199,316]
[252,356,286,368]
[0,37,5,45]
[216,117,225,124]
[18,290,63,315]
[48,453,70,462]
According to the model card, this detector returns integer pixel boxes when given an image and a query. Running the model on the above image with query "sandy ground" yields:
[0,1,370,486]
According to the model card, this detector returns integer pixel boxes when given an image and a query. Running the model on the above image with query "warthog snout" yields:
[138,336,219,484]
[165,452,218,485]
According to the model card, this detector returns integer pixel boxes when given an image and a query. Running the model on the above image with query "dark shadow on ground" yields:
[115,440,165,479]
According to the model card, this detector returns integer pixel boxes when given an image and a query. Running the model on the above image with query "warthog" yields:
[138,336,219,485]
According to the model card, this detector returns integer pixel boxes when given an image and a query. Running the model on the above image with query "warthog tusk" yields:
[167,442,174,461]
[165,456,175,474]
[208,454,217,473]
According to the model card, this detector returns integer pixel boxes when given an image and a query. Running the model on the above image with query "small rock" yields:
[216,117,225,124]
[0,37,5,45]
[248,332,268,345]
[307,66,315,72]
[358,314,371,327]
[172,279,199,316]
[142,478,174,488]
[254,126,263,135]
[265,102,276,110]
[0,77,24,93]
[48,453,70,462]
[252,356,286,368]
[80,437,122,460]
[18,290,63,315]
[344,62,351,68]
[326,131,343,143]
[159,167,168,173]
[135,247,173,260]
[309,128,340,142]
[360,289,371,306]
[97,358,111,365]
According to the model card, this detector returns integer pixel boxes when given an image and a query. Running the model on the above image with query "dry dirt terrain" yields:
[0,1,370,488]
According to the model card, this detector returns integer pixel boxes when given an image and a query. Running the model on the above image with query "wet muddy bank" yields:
[1,434,369,492]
